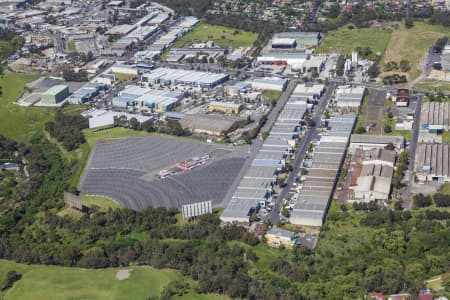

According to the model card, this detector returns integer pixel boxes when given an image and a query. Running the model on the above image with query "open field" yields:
[173,21,258,49]
[0,73,54,143]
[316,26,392,55]
[262,90,282,104]
[416,80,450,93]
[0,260,227,300]
[79,136,243,209]
[382,22,449,81]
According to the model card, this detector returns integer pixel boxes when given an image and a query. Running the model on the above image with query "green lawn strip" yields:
[262,90,282,105]
[81,194,121,211]
[416,81,450,94]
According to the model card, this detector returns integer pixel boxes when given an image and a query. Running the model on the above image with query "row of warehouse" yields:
[290,115,356,227]
[220,83,325,225]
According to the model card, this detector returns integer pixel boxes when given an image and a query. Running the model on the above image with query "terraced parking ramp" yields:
[80,136,244,210]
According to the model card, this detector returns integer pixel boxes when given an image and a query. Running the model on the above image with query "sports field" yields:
[0,260,228,300]
[173,21,258,49]
[316,26,392,56]
[0,72,53,143]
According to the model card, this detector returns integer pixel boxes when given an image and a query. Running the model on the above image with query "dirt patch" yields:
[115,269,131,280]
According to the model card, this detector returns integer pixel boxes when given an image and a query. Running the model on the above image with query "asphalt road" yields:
[268,82,336,225]
[401,93,423,209]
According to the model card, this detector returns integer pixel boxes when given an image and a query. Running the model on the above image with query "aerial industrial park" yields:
[0,0,449,299]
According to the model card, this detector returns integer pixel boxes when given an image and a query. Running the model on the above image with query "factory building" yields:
[67,83,106,104]
[208,101,243,114]
[334,86,365,108]
[292,83,325,102]
[349,134,405,152]
[41,85,70,104]
[350,149,396,202]
[256,52,309,67]
[415,143,450,183]
[256,32,322,68]
[141,68,229,89]
[111,64,139,76]
[82,108,154,129]
[290,115,356,227]
[112,86,184,111]
[265,227,296,248]
[249,77,288,91]
[93,73,116,86]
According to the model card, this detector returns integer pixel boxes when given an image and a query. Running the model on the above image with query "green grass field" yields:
[382,21,449,81]
[0,40,14,60]
[0,260,228,300]
[316,26,392,55]
[262,90,282,105]
[439,182,450,195]
[173,22,258,49]
[0,73,54,143]
[81,194,121,211]
[416,81,450,93]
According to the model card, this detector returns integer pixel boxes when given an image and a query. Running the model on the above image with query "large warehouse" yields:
[141,68,229,89]
[41,85,70,104]
[290,115,356,227]
[420,102,450,133]
[415,143,450,183]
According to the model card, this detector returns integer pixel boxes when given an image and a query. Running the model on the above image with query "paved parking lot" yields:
[79,136,244,210]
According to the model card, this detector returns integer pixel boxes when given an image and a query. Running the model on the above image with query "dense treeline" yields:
[62,69,89,82]
[413,193,450,209]
[0,136,50,213]
[429,10,450,27]
[45,111,88,151]
[153,0,212,17]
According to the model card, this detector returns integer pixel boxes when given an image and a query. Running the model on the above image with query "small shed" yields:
[64,192,83,211]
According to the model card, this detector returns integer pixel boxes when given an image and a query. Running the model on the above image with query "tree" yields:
[281,206,290,218]
[142,120,155,132]
[355,126,366,134]
[405,17,414,28]
[433,193,450,207]
[413,194,432,208]
[399,59,410,72]
[384,124,392,134]
[0,270,21,291]
[442,273,450,291]
[129,117,140,130]
[368,62,380,79]
[385,143,395,151]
